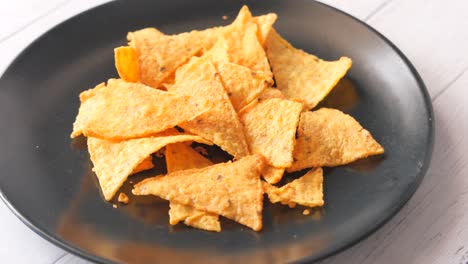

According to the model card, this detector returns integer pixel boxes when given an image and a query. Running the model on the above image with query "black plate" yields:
[0,0,434,263]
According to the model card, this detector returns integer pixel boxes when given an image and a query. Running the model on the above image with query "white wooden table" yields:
[1,0,467,263]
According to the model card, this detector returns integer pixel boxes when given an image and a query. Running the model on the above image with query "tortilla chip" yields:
[184,212,221,232]
[166,143,213,173]
[240,98,303,168]
[165,143,220,231]
[265,29,352,110]
[169,56,249,158]
[127,27,222,88]
[204,37,270,111]
[230,6,277,45]
[258,88,285,100]
[88,130,212,201]
[262,166,285,184]
[289,108,384,172]
[238,88,285,114]
[203,37,231,64]
[132,157,154,174]
[71,79,208,140]
[263,168,324,207]
[217,63,269,111]
[133,154,266,231]
[252,13,278,45]
[114,46,139,83]
[226,19,272,78]
[123,6,276,88]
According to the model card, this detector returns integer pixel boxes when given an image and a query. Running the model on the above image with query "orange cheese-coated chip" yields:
[264,168,324,207]
[289,108,384,171]
[266,29,352,110]
[133,154,266,231]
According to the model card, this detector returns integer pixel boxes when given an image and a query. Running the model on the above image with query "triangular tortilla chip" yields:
[133,154,266,231]
[184,212,221,232]
[289,108,384,172]
[169,56,249,158]
[114,46,139,82]
[258,88,285,100]
[127,27,223,88]
[228,6,277,46]
[263,168,324,207]
[262,166,285,184]
[204,38,270,111]
[132,157,154,174]
[166,143,213,173]
[252,12,277,45]
[88,131,212,201]
[238,88,285,114]
[265,29,352,110]
[165,143,220,232]
[216,62,269,111]
[71,79,208,140]
[225,16,272,78]
[121,6,275,88]
[203,37,231,64]
[240,98,303,168]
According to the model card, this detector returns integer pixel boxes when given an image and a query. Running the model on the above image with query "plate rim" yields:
[0,1,435,263]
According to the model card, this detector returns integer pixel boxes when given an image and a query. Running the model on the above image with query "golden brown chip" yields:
[229,6,277,46]
[168,202,201,226]
[252,13,278,45]
[166,143,213,173]
[132,157,154,174]
[122,6,275,88]
[258,88,285,100]
[88,131,212,201]
[204,37,270,111]
[262,166,285,184]
[237,88,285,114]
[71,79,209,140]
[289,108,384,172]
[216,63,269,111]
[203,37,231,64]
[133,154,266,231]
[169,56,249,158]
[265,29,352,110]
[114,46,139,82]
[264,168,324,207]
[226,19,272,78]
[127,27,223,88]
[240,98,303,169]
[165,143,220,231]
[184,212,221,232]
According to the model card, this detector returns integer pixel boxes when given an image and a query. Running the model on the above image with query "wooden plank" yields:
[320,71,468,264]
[0,0,112,76]
[317,0,389,20]
[366,0,468,98]
[0,202,65,263]
[0,0,67,42]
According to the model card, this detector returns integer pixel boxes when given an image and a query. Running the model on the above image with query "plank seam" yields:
[0,0,71,44]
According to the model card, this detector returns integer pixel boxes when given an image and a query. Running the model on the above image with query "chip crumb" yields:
[118,193,129,204]
[303,209,311,215]
[222,15,228,20]
[287,202,296,208]
[112,204,117,208]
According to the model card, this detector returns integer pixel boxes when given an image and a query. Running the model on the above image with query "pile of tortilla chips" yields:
[71,6,384,232]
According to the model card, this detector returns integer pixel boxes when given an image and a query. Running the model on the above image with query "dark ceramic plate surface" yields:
[0,0,434,263]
